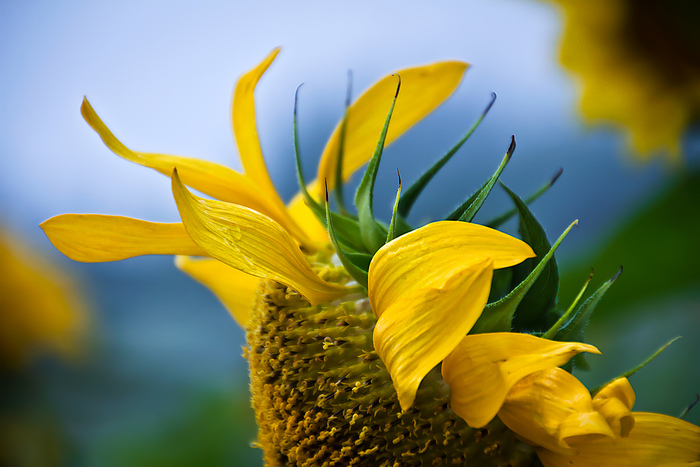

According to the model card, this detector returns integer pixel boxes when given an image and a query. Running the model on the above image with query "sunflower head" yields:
[40,49,700,466]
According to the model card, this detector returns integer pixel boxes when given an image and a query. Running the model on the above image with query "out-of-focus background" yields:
[1,1,698,465]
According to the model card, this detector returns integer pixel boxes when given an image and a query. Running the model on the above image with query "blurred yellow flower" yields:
[548,0,700,162]
[0,225,86,369]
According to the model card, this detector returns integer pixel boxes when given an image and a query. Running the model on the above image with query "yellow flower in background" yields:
[0,225,86,369]
[547,0,700,162]
[40,50,700,465]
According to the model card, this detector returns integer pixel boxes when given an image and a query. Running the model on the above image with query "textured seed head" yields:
[245,253,536,466]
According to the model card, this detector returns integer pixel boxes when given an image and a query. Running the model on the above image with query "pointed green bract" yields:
[471,220,578,334]
[324,184,369,288]
[398,93,497,218]
[486,168,563,229]
[543,269,593,340]
[557,267,622,370]
[446,136,515,222]
[293,87,367,253]
[591,336,681,396]
[333,71,353,216]
[354,76,400,253]
[386,170,402,243]
[500,183,560,331]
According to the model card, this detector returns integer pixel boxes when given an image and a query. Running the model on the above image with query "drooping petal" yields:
[81,98,316,249]
[498,368,616,456]
[373,259,494,411]
[368,221,535,318]
[175,256,260,328]
[171,170,347,305]
[40,215,205,262]
[316,60,469,197]
[442,333,600,428]
[592,377,636,438]
[537,412,700,467]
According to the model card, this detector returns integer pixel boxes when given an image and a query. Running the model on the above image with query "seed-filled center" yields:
[245,255,536,467]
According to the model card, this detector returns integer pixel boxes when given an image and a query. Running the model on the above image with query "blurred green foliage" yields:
[97,389,260,467]
[560,169,700,425]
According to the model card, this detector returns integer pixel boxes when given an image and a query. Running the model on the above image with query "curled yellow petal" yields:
[442,333,600,428]
[368,221,535,318]
[81,97,316,250]
[373,259,493,411]
[537,412,700,467]
[498,368,615,455]
[592,377,636,438]
[171,170,347,305]
[175,256,260,328]
[317,60,468,197]
[40,215,205,262]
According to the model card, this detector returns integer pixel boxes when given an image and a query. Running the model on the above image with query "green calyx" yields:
[293,80,620,345]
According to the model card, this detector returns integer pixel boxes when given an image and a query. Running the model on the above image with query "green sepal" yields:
[354,75,400,253]
[543,270,593,340]
[556,267,622,371]
[471,220,578,334]
[679,394,700,420]
[501,183,560,331]
[446,136,515,222]
[333,70,353,216]
[398,93,496,218]
[386,169,402,243]
[590,336,680,396]
[293,86,367,253]
[324,183,369,288]
[486,168,563,229]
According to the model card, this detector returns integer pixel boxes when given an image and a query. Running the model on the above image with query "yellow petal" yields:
[592,377,636,438]
[171,170,347,305]
[373,259,494,411]
[40,214,205,262]
[368,221,534,318]
[231,48,284,210]
[81,98,316,250]
[537,412,700,467]
[316,60,468,197]
[498,368,615,455]
[175,256,260,328]
[442,333,600,428]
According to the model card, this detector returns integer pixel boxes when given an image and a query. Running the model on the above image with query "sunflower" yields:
[41,49,699,465]
[548,0,700,162]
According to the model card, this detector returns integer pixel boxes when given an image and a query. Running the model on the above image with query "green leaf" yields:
[500,183,560,331]
[486,168,563,229]
[557,268,622,371]
[398,92,496,218]
[293,86,367,253]
[471,220,578,334]
[445,136,515,222]
[354,75,400,253]
[325,182,369,288]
